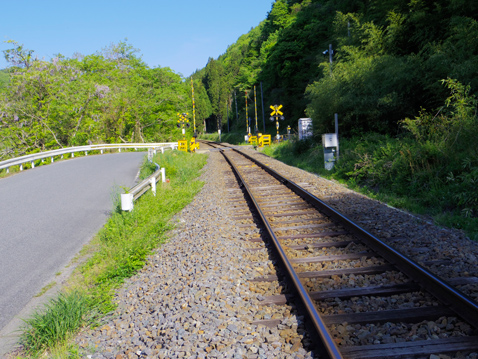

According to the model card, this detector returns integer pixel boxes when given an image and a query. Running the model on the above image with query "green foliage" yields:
[0,69,9,88]
[0,40,189,160]
[193,0,478,140]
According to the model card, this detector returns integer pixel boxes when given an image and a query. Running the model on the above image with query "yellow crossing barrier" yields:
[258,134,271,147]
[190,138,196,152]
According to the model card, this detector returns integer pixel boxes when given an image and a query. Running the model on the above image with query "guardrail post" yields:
[85,151,88,156]
[6,167,9,173]
[72,152,74,158]
[51,157,54,163]
[61,155,64,159]
[119,148,121,152]
[150,177,156,196]
[20,164,23,171]
[161,168,166,183]
[31,161,35,168]
[101,149,103,154]
[121,193,134,211]
[161,147,165,154]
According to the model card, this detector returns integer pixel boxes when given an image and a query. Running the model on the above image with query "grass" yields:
[15,150,207,358]
[19,292,93,357]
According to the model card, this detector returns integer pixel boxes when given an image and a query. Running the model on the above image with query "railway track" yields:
[201,140,478,359]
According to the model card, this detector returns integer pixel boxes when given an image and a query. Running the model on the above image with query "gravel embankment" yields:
[75,151,313,359]
[74,147,478,358]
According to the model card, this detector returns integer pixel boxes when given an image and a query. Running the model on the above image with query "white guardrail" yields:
[120,162,166,212]
[0,142,179,212]
[0,142,178,173]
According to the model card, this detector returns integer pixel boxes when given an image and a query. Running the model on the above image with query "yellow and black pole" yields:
[270,104,284,141]
[190,79,198,152]
[245,90,249,135]
[191,78,197,138]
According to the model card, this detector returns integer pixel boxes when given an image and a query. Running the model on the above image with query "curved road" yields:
[0,152,145,352]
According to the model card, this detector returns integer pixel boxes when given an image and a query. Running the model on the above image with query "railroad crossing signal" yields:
[177,112,190,140]
[270,104,283,117]
[269,104,285,141]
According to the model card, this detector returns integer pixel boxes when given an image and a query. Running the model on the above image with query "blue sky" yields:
[0,0,274,77]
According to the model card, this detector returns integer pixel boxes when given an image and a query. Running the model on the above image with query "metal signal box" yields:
[322,133,338,148]
[298,118,313,140]
[322,133,338,170]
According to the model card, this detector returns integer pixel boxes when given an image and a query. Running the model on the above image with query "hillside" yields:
[193,0,478,136]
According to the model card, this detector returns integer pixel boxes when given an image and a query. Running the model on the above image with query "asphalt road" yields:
[0,152,145,337]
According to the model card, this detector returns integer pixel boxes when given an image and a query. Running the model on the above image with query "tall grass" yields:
[17,150,207,357]
[20,292,94,357]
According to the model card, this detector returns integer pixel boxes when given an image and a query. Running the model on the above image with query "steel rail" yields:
[232,147,478,329]
[219,148,343,359]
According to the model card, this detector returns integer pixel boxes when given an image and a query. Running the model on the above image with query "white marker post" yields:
[150,177,156,196]
[121,193,134,211]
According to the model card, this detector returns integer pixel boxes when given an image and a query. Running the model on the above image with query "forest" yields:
[193,0,478,135]
[0,41,203,159]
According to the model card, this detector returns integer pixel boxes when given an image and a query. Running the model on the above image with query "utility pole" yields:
[234,89,238,123]
[323,44,334,74]
[254,85,258,134]
[260,82,265,133]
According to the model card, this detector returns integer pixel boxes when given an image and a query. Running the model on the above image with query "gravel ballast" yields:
[74,147,478,358]
[75,151,313,359]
